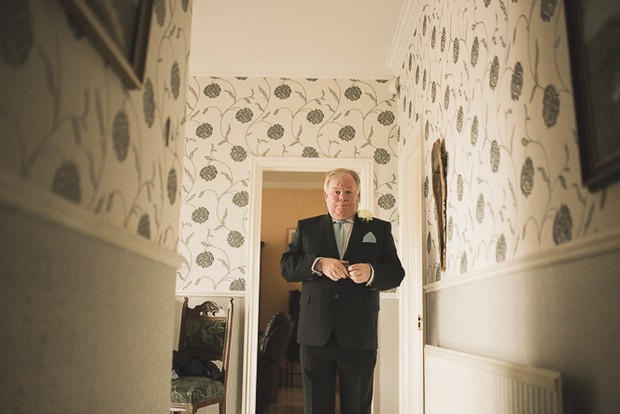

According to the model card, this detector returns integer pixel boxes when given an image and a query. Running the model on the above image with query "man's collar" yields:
[331,216,353,224]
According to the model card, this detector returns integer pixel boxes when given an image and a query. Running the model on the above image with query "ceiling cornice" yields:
[387,0,419,74]
[189,61,394,80]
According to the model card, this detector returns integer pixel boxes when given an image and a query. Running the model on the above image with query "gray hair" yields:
[323,168,361,193]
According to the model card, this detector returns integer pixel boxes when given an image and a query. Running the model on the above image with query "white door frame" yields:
[242,156,374,413]
[399,141,424,414]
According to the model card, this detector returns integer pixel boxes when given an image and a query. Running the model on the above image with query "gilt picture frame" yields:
[431,139,447,272]
[58,0,153,89]
[565,0,620,190]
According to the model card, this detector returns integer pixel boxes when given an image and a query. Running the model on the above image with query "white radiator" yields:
[425,346,562,414]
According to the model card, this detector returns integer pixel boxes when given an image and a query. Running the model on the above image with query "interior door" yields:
[399,143,424,414]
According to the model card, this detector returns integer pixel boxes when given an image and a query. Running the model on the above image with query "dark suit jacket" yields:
[280,213,405,350]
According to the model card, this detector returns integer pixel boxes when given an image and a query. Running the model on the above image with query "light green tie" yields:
[334,220,346,259]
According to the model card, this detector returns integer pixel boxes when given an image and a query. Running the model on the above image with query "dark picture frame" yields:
[565,0,620,190]
[287,228,296,245]
[58,0,153,89]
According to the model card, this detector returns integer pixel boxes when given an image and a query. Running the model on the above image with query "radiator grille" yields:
[425,346,562,414]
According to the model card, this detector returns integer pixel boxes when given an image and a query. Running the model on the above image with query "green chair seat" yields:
[171,376,224,404]
[171,298,233,413]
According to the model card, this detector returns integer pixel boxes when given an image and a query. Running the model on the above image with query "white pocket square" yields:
[363,232,377,243]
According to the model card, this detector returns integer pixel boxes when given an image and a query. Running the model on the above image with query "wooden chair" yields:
[170,297,234,414]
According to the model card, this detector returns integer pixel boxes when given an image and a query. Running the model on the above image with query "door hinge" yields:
[417,314,423,331]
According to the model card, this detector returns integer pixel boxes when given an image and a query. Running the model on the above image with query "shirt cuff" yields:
[311,257,322,275]
[366,264,375,286]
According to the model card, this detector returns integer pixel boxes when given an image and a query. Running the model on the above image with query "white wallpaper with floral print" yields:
[178,77,399,293]
[397,0,620,283]
[0,0,191,250]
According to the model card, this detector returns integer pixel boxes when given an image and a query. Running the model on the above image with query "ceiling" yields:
[189,0,408,79]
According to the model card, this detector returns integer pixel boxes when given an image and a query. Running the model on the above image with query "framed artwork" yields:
[565,0,620,190]
[287,228,296,245]
[431,139,446,271]
[58,0,153,89]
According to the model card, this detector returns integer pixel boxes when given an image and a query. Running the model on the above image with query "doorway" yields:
[258,171,324,333]
[259,172,324,413]
[243,157,373,413]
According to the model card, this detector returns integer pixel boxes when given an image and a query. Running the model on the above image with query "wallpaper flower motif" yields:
[177,77,399,292]
[397,0,612,281]
[0,0,191,250]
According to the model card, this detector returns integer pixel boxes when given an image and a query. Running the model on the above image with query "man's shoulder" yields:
[359,217,392,226]
[360,216,392,229]
[299,214,329,225]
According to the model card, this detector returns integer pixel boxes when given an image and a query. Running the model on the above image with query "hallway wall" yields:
[177,77,400,293]
[1,0,189,248]
[0,1,192,412]
[395,1,620,413]
[178,77,402,411]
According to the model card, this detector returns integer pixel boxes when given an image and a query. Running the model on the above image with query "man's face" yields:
[324,174,360,220]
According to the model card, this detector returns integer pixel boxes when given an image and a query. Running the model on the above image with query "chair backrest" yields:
[178,297,234,382]
[259,312,292,365]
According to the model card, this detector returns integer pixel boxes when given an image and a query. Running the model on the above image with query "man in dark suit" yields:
[281,168,405,414]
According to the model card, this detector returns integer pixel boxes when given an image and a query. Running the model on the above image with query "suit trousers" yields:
[300,333,377,414]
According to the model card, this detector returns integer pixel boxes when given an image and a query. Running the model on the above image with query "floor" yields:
[264,361,341,414]
[264,384,342,414]
[264,359,305,414]
[264,385,305,414]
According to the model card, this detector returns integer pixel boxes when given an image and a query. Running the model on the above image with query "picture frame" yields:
[58,0,153,89]
[565,0,620,190]
[431,139,446,271]
[287,228,296,245]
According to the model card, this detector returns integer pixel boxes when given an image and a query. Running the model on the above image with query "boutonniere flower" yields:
[357,209,373,223]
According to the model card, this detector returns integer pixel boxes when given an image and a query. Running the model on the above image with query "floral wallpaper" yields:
[177,77,399,292]
[0,0,191,250]
[397,0,619,282]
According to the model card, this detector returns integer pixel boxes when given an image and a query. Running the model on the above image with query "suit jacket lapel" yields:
[343,214,365,260]
[321,214,340,258]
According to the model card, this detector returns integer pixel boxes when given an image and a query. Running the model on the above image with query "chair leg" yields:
[219,401,225,414]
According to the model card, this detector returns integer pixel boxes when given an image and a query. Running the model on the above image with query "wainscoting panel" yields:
[0,176,182,413]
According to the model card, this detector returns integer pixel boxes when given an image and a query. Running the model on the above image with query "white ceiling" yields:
[189,0,407,79]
